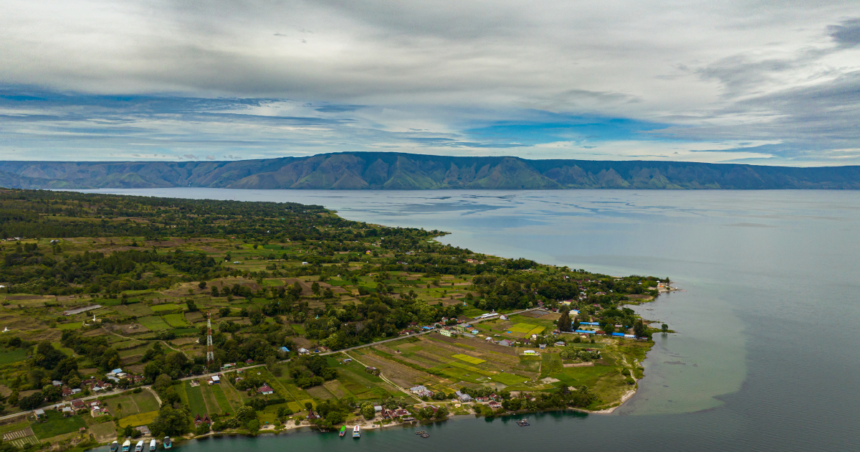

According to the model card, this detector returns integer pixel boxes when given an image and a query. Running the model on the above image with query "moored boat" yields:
[110,441,119,452]
[163,437,172,450]
[121,440,131,452]
[339,425,346,437]
[517,419,530,426]
[353,425,361,438]
[149,439,157,451]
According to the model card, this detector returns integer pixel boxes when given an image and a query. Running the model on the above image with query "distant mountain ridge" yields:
[1,152,859,190]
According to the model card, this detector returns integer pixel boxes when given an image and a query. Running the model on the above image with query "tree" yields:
[603,324,616,336]
[633,319,648,338]
[153,374,173,393]
[151,405,190,437]
[311,282,320,297]
[196,423,210,435]
[558,309,571,332]
[210,286,220,297]
[237,406,256,422]
[661,323,669,333]
[198,281,207,290]
[361,403,376,420]
[18,393,44,410]
[185,300,198,312]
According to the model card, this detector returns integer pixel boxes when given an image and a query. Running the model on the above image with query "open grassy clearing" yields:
[162,313,189,327]
[138,315,171,331]
[118,411,159,428]
[31,411,86,439]
[185,381,208,417]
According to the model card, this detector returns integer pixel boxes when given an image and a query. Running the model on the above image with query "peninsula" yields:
[0,188,669,451]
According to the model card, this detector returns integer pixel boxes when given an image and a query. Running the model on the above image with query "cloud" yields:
[829,18,860,48]
[0,2,858,165]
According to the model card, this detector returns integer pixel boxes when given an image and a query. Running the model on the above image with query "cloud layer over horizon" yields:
[1,0,859,166]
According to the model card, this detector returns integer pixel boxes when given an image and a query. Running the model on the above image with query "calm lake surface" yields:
[79,189,860,451]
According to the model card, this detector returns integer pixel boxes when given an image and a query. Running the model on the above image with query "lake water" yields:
[79,189,860,450]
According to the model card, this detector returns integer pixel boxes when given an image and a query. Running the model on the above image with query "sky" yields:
[1,0,859,166]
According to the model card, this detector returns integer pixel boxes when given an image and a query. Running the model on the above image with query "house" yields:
[61,386,73,397]
[498,340,512,347]
[539,344,547,350]
[455,391,473,402]
[298,348,309,355]
[410,385,433,398]
[488,401,502,409]
[500,315,508,320]
[257,384,274,395]
[523,350,537,355]
[62,406,74,417]
[52,380,62,387]
[365,366,380,376]
[439,329,453,337]
[475,396,489,403]
[34,409,45,419]
[209,375,220,385]
[245,359,254,364]
[71,399,86,411]
[554,341,566,347]
[307,410,321,420]
[91,406,108,417]
[373,405,383,413]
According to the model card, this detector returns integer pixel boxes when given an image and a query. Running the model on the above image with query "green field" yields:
[185,382,208,417]
[490,372,530,385]
[151,304,181,312]
[139,316,171,331]
[56,322,82,330]
[31,411,86,439]
[509,323,538,333]
[210,384,234,415]
[0,349,28,365]
[118,411,159,428]
[452,354,485,364]
[163,313,189,328]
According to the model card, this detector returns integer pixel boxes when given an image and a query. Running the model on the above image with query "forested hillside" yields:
[1,152,859,189]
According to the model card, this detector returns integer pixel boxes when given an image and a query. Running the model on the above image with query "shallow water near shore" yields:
[79,189,860,450]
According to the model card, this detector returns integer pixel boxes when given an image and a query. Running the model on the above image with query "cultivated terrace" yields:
[0,188,669,452]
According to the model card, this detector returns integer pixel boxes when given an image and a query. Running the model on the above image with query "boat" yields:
[163,437,172,450]
[121,440,131,452]
[517,419,530,426]
[110,441,119,452]
[353,425,361,439]
[135,441,144,452]
[339,425,346,437]
[149,439,157,451]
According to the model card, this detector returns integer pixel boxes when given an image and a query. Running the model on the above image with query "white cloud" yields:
[0,1,858,164]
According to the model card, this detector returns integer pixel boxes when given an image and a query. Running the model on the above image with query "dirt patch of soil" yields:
[563,362,595,368]
[359,352,443,389]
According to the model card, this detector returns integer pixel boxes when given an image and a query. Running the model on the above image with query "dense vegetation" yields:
[0,188,666,449]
